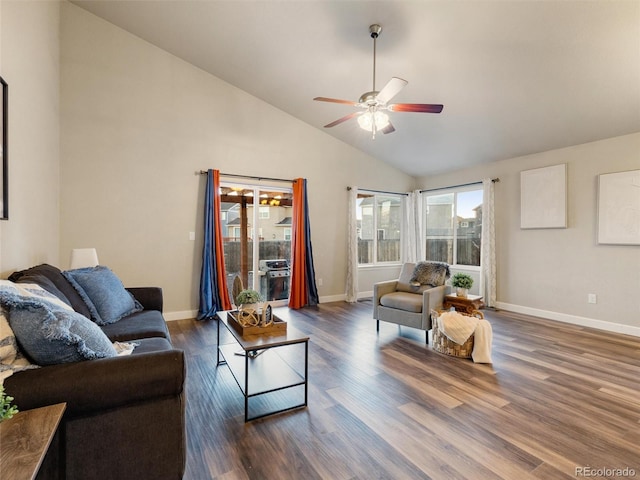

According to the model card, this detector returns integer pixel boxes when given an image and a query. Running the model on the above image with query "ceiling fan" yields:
[314,24,444,139]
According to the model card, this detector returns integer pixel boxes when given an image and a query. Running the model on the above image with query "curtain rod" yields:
[198,170,294,183]
[347,186,409,197]
[420,178,500,194]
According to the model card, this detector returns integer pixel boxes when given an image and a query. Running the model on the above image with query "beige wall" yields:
[60,3,414,317]
[418,132,640,334]
[0,0,60,276]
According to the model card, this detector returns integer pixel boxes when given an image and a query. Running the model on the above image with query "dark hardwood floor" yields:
[168,301,640,480]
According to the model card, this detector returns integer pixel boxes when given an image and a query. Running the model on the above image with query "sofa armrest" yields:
[373,280,398,305]
[421,285,446,329]
[127,287,163,312]
[4,349,184,417]
[373,279,398,319]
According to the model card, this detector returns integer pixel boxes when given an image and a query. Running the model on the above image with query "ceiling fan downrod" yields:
[370,24,381,93]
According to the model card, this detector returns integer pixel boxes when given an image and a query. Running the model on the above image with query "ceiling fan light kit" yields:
[357,110,389,131]
[314,24,444,139]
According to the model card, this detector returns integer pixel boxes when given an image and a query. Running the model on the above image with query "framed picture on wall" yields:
[597,169,640,245]
[0,76,7,220]
[520,163,567,229]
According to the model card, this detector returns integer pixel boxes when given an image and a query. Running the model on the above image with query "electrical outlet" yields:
[189,231,196,241]
[317,278,323,286]
[587,294,597,304]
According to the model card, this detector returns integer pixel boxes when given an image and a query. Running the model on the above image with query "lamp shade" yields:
[70,248,99,269]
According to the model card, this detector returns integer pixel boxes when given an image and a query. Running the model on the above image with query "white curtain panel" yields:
[414,190,425,261]
[345,187,359,303]
[480,178,496,307]
[402,190,424,263]
[402,193,416,263]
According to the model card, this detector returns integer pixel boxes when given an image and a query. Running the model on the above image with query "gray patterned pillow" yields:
[410,261,450,287]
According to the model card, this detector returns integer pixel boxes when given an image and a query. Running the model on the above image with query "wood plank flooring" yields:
[168,301,640,480]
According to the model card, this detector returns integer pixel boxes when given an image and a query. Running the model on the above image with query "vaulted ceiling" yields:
[71,0,640,177]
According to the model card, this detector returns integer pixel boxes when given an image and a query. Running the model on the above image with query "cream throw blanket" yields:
[438,311,493,364]
[471,320,492,364]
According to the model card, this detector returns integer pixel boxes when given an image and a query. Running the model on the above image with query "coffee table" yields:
[216,310,309,422]
[443,293,485,314]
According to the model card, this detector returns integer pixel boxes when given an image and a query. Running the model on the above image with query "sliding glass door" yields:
[219,183,293,306]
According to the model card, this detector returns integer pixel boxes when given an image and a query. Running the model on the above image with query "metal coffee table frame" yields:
[216,310,309,422]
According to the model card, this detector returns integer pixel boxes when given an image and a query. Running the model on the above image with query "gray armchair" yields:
[373,262,449,343]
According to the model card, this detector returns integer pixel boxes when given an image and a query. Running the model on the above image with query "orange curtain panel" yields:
[288,178,319,309]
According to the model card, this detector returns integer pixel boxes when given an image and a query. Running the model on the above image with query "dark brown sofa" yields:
[3,264,186,480]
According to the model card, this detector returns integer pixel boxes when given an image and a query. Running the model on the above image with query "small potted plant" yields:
[0,385,18,422]
[235,289,263,310]
[451,272,473,298]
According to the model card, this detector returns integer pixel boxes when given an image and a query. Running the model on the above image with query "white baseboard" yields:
[496,302,640,338]
[318,291,372,303]
[164,310,197,321]
[319,293,346,303]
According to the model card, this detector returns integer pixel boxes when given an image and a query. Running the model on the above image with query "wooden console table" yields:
[0,402,66,480]
[444,293,485,314]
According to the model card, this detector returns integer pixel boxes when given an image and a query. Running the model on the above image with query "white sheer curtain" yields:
[402,190,424,263]
[345,187,358,303]
[480,178,496,307]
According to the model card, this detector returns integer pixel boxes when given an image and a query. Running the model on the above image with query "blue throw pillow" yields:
[0,292,116,365]
[63,266,143,326]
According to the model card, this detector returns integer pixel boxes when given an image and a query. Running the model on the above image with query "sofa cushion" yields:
[380,291,423,313]
[14,274,72,306]
[0,291,117,366]
[100,310,170,342]
[130,336,174,355]
[9,264,93,318]
[63,266,143,326]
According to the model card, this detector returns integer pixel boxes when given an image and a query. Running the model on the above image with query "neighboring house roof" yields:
[226,218,247,226]
[276,217,292,226]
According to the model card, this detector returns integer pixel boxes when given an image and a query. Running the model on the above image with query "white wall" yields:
[60,3,414,317]
[0,0,60,276]
[418,133,640,335]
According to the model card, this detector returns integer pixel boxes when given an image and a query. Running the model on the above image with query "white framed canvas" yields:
[520,164,567,229]
[597,169,640,245]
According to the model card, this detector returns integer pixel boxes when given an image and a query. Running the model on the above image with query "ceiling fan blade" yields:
[376,77,408,104]
[323,111,361,128]
[388,103,444,113]
[314,97,358,106]
[381,122,396,135]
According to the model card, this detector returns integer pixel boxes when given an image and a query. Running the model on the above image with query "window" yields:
[284,227,291,241]
[259,206,270,219]
[357,193,403,265]
[424,187,483,267]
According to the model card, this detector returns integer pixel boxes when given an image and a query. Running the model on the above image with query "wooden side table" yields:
[0,402,66,480]
[443,293,485,314]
